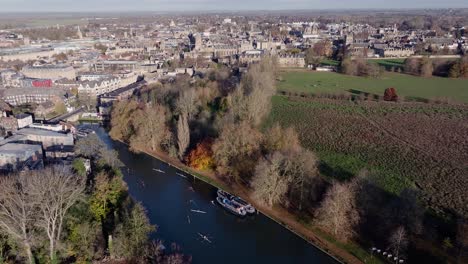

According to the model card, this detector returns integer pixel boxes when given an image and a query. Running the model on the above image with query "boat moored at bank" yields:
[216,196,247,216]
[231,197,256,214]
[216,189,256,215]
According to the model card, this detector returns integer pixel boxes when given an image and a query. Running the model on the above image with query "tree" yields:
[449,62,461,78]
[388,226,408,260]
[130,104,169,152]
[0,174,36,264]
[366,62,383,78]
[75,133,105,159]
[212,122,262,181]
[94,43,108,54]
[111,203,155,259]
[315,181,360,242]
[72,158,87,177]
[306,40,332,67]
[264,124,301,153]
[66,220,104,262]
[251,148,319,209]
[313,40,332,57]
[420,57,434,77]
[98,148,123,169]
[228,57,277,126]
[77,93,97,111]
[384,88,399,102]
[186,139,214,170]
[251,152,291,207]
[89,172,127,221]
[404,57,421,75]
[52,53,68,61]
[287,149,319,210]
[176,89,199,120]
[110,100,139,142]
[305,48,322,68]
[54,101,66,115]
[341,58,358,76]
[28,166,85,263]
[177,112,190,159]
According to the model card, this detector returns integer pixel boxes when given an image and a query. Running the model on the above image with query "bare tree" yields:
[29,166,85,262]
[264,124,301,153]
[75,133,105,158]
[228,57,277,127]
[388,226,408,260]
[99,148,123,168]
[176,89,199,120]
[404,57,421,75]
[0,175,36,264]
[251,147,319,209]
[212,122,262,181]
[130,104,169,152]
[315,181,360,242]
[177,112,190,159]
[251,152,291,207]
[420,57,434,77]
[287,149,319,210]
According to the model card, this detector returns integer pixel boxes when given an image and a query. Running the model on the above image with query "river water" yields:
[93,126,337,264]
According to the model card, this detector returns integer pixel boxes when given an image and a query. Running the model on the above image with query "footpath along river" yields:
[93,125,338,264]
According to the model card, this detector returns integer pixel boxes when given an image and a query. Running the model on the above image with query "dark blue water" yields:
[94,126,338,264]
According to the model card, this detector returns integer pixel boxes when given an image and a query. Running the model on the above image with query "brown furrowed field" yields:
[264,95,468,217]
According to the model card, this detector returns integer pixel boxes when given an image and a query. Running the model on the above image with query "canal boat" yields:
[217,189,256,214]
[217,189,233,200]
[216,197,247,216]
[231,197,256,214]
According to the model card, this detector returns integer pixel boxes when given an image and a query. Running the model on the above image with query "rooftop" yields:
[0,143,41,155]
[17,127,71,138]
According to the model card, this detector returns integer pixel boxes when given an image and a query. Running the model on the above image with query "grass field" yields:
[368,58,405,71]
[264,95,468,217]
[278,71,468,103]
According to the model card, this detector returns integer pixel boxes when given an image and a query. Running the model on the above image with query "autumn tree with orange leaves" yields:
[186,139,214,170]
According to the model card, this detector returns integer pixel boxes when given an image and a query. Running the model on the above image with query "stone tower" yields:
[76,26,83,39]
[195,33,202,51]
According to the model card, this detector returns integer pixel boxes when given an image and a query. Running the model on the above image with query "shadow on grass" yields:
[319,161,354,181]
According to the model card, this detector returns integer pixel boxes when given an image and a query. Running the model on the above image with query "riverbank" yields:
[118,139,376,264]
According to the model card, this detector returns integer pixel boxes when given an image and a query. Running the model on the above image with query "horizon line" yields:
[0,7,468,14]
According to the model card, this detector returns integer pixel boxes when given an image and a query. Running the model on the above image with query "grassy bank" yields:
[278,71,468,103]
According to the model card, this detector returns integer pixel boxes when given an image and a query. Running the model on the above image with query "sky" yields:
[0,0,467,12]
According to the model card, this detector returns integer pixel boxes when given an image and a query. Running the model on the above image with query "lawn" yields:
[368,58,405,71]
[278,71,468,103]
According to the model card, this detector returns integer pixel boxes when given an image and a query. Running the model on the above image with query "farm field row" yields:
[264,95,468,217]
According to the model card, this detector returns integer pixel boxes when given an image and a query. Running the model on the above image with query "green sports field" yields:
[278,71,468,103]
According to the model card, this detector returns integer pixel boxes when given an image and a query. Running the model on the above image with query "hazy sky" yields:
[1,0,467,12]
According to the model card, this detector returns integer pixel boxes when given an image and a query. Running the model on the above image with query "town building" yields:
[21,64,76,80]
[0,143,43,172]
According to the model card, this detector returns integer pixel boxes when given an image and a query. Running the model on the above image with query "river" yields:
[93,125,338,264]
